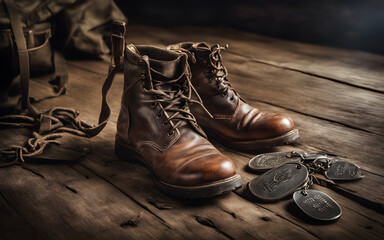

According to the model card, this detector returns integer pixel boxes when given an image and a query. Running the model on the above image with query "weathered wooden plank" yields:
[224,53,384,135]
[127,24,384,93]
[0,162,182,239]
[0,191,45,240]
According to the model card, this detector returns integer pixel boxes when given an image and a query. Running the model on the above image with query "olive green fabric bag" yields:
[0,0,126,115]
[0,0,126,166]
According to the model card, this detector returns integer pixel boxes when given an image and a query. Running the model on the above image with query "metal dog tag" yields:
[293,189,342,221]
[248,152,302,172]
[248,163,309,201]
[324,161,364,180]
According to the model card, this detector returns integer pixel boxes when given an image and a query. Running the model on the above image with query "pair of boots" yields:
[110,24,299,198]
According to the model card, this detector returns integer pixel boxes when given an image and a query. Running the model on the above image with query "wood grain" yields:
[1,24,383,239]
[126,24,384,92]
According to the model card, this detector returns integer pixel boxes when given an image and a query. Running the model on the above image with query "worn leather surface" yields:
[116,45,237,186]
[169,42,295,141]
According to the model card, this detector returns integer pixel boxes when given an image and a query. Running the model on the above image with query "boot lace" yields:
[207,44,239,99]
[142,60,212,135]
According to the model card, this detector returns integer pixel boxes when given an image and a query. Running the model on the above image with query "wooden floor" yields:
[1,24,384,240]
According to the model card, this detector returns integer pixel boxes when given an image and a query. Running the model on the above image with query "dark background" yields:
[115,0,384,55]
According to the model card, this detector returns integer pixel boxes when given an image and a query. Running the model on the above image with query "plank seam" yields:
[233,192,321,240]
[21,166,45,179]
[342,205,384,225]
[240,95,382,137]
[194,215,237,240]
[327,184,384,214]
[78,163,173,230]
[227,51,384,94]
[0,191,20,215]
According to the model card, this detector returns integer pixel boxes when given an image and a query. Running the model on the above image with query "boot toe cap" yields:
[172,152,237,187]
[241,111,295,139]
[266,113,295,137]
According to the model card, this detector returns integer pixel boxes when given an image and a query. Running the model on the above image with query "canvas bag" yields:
[0,0,126,115]
[0,0,126,166]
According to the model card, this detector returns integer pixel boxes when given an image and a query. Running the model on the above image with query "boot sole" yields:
[114,140,242,199]
[205,128,300,151]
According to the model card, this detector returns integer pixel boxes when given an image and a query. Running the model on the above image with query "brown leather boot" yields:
[167,42,300,150]
[114,44,241,198]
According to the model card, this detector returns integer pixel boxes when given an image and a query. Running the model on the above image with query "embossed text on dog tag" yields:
[248,152,302,172]
[293,189,342,221]
[247,163,309,201]
[324,161,365,180]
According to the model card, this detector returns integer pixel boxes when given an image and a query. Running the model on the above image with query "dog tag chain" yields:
[306,157,364,181]
[248,151,329,172]
[248,151,365,181]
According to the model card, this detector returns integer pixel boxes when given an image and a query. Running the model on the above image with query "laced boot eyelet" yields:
[216,85,221,90]
[157,112,162,118]
[162,121,168,126]
[222,92,227,97]
[229,96,235,102]
[209,77,214,83]
[167,130,174,136]
[151,102,156,108]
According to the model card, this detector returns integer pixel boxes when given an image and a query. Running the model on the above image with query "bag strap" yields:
[3,0,37,115]
[0,21,126,167]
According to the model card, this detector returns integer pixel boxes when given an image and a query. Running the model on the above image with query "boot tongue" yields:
[149,57,182,79]
[149,55,188,96]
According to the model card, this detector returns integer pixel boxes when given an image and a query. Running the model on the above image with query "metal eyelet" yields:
[222,92,227,97]
[157,112,162,118]
[167,130,174,136]
[162,121,168,126]
[209,77,214,83]
[229,97,235,102]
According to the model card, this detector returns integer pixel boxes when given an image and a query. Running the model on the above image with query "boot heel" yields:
[115,141,140,163]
